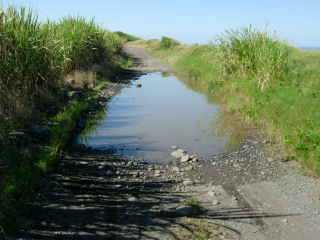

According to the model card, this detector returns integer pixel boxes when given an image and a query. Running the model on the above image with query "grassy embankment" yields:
[134,30,320,175]
[0,7,132,232]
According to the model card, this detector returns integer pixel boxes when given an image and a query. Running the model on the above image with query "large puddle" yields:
[78,72,241,162]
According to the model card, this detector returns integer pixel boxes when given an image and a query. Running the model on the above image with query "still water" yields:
[78,72,237,162]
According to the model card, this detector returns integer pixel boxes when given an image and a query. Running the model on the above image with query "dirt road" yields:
[12,46,320,240]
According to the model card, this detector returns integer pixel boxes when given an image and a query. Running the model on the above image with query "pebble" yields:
[171,149,186,159]
[180,154,191,163]
[175,205,194,217]
[154,170,161,177]
[185,165,193,171]
[128,197,137,202]
[208,190,216,197]
[212,200,220,206]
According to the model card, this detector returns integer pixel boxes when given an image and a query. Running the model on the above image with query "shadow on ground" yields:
[12,146,293,240]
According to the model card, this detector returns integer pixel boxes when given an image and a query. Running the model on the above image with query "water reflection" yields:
[78,72,243,162]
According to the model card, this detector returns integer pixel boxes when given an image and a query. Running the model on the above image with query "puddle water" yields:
[78,72,241,162]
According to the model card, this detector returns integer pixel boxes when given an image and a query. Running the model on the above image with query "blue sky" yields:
[2,0,320,47]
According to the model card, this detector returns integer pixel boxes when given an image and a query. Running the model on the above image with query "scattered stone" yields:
[137,83,142,88]
[282,218,288,224]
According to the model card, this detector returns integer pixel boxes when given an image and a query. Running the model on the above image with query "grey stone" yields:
[175,206,194,217]
[180,154,191,163]
[212,200,220,206]
[171,149,186,159]
[128,197,137,202]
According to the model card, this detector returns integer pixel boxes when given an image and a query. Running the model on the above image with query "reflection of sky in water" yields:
[78,72,231,163]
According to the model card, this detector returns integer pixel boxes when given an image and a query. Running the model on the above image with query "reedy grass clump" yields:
[218,27,289,90]
[0,7,124,124]
[0,7,62,120]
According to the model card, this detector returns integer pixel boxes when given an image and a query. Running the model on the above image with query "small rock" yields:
[128,197,137,202]
[282,218,288,224]
[154,170,161,177]
[212,200,220,206]
[185,165,193,171]
[208,191,216,197]
[137,83,142,88]
[175,206,194,217]
[180,154,191,163]
[171,149,186,159]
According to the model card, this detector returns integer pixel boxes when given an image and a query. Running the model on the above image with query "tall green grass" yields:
[0,7,124,124]
[218,27,289,90]
[0,7,62,120]
[139,27,320,175]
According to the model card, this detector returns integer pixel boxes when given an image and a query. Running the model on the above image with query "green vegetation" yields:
[0,6,129,232]
[0,7,123,123]
[160,36,180,49]
[136,27,320,175]
[114,31,140,42]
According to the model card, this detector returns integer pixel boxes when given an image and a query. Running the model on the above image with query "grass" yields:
[135,28,320,175]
